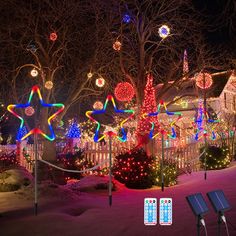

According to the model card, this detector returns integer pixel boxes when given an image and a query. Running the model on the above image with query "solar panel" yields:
[207,190,231,213]
[186,193,209,217]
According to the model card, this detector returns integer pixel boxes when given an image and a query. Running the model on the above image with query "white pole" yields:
[161,132,164,192]
[34,133,38,215]
[109,135,112,206]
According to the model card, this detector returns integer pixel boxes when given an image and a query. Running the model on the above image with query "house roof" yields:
[156,71,232,102]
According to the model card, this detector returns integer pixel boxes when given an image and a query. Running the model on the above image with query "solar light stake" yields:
[161,132,164,192]
[34,133,38,216]
[108,134,112,206]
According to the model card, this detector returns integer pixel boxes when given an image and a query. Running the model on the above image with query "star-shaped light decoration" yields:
[7,85,64,141]
[193,100,219,141]
[143,100,182,139]
[86,95,134,142]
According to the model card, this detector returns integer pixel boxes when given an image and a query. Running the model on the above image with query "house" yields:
[155,70,236,145]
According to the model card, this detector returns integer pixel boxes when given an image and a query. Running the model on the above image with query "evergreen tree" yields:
[66,121,81,138]
[137,74,158,142]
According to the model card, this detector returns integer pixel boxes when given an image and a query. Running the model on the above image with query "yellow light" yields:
[30,68,38,77]
[45,81,53,90]
[87,72,93,78]
[113,40,122,51]
[95,77,105,87]
[158,25,170,39]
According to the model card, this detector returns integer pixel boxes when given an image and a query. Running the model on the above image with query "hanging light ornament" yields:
[25,106,35,116]
[113,40,122,51]
[45,81,53,90]
[50,32,57,41]
[95,77,105,87]
[195,72,213,89]
[114,82,135,102]
[87,72,93,79]
[123,14,131,23]
[93,101,103,110]
[30,68,38,77]
[158,25,170,39]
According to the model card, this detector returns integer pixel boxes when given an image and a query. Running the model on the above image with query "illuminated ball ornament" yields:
[195,72,213,89]
[30,68,38,77]
[50,32,58,41]
[45,81,54,90]
[87,72,93,79]
[93,101,103,110]
[158,25,170,39]
[113,40,122,51]
[25,106,35,116]
[123,14,131,23]
[114,82,135,102]
[95,77,105,87]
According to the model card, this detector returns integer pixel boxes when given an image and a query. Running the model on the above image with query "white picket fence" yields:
[1,139,226,174]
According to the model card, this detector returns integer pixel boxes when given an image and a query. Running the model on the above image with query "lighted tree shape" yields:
[16,125,28,141]
[137,74,158,142]
[66,120,81,139]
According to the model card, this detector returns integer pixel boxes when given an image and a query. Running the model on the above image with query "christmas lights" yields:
[45,81,53,90]
[113,40,122,51]
[146,100,182,139]
[95,77,105,87]
[194,100,219,141]
[50,32,57,41]
[30,68,38,77]
[25,106,35,116]
[86,95,134,142]
[93,101,103,110]
[7,85,64,141]
[114,82,135,102]
[123,14,131,23]
[195,72,213,89]
[66,121,81,139]
[158,25,170,39]
[87,72,93,79]
[137,74,158,137]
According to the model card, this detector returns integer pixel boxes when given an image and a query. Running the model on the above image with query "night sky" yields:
[193,0,236,56]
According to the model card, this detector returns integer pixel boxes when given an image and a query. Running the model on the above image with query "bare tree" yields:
[0,0,232,159]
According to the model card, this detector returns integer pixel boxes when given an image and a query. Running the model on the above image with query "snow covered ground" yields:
[1,162,236,236]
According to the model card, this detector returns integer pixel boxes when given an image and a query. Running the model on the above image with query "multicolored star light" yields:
[144,100,182,139]
[86,95,134,142]
[7,85,64,141]
[194,100,219,141]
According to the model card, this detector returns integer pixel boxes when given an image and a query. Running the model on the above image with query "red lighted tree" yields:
[137,74,158,145]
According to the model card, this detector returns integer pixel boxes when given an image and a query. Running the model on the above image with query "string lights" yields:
[195,72,213,89]
[114,82,135,102]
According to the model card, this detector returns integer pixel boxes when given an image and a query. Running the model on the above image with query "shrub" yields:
[154,159,178,187]
[57,148,95,180]
[113,148,157,189]
[0,183,20,192]
[200,145,230,170]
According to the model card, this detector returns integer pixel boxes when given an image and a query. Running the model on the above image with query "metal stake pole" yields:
[161,132,164,192]
[108,135,112,206]
[34,133,38,215]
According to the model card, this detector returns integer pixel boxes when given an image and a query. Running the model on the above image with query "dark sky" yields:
[193,0,236,52]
